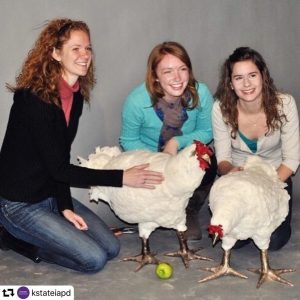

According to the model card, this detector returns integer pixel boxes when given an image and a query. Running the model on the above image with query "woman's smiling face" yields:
[155,54,189,102]
[52,30,92,86]
[231,59,263,104]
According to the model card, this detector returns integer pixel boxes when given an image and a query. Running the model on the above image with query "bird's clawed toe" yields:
[248,249,295,288]
[199,249,247,283]
[199,264,248,283]
[171,231,212,268]
[122,252,159,272]
[165,248,212,268]
[248,267,295,288]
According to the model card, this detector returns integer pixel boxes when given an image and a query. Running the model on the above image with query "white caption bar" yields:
[0,286,74,300]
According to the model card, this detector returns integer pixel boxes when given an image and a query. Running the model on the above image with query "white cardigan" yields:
[212,93,300,173]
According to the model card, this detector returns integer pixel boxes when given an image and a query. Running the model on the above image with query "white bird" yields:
[79,141,213,270]
[199,156,295,288]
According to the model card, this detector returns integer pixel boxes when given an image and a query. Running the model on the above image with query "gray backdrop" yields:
[1,0,299,225]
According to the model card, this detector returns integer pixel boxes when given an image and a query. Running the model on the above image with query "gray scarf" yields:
[154,97,188,151]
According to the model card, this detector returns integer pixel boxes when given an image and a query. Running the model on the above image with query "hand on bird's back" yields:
[123,163,164,189]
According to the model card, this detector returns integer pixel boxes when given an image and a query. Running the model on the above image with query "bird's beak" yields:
[203,154,211,164]
[212,233,219,246]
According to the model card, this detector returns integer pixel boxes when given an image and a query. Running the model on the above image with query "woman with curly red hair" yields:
[0,18,163,272]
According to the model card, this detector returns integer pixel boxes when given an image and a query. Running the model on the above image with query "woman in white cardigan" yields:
[212,46,299,250]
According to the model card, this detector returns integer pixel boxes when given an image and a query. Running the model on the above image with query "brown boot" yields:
[185,184,211,240]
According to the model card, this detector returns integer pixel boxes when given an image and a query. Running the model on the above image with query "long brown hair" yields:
[214,46,285,138]
[145,41,199,109]
[7,18,96,107]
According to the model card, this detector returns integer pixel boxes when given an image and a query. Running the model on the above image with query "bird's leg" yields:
[164,230,212,268]
[199,249,248,283]
[121,237,159,272]
[248,249,295,288]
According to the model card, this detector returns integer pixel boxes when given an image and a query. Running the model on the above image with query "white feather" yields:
[209,156,290,250]
[79,144,207,239]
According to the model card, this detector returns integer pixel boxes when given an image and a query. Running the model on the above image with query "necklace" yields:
[237,102,265,127]
[249,116,260,126]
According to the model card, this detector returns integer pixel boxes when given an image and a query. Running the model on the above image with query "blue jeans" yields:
[0,197,120,273]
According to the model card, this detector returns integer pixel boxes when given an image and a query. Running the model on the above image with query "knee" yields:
[80,251,108,273]
[82,238,120,273]
[269,226,291,251]
[106,236,121,259]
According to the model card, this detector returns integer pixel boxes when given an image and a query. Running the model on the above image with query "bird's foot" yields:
[248,266,295,288]
[165,247,212,269]
[121,252,159,272]
[199,263,248,283]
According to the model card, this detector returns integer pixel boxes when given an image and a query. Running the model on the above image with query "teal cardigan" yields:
[120,82,213,152]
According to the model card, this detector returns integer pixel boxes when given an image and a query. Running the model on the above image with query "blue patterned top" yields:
[120,82,214,152]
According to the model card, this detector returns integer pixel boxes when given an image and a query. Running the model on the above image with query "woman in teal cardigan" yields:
[120,41,217,240]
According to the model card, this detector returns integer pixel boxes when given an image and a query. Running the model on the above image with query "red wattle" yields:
[193,140,214,170]
[208,224,224,238]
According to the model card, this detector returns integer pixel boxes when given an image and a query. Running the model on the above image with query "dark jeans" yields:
[200,153,218,188]
[187,153,218,213]
[0,197,120,272]
[233,177,293,251]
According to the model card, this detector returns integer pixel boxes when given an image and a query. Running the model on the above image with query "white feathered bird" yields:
[79,141,213,270]
[199,156,294,287]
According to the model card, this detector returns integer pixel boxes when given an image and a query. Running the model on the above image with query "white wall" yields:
[1,0,299,226]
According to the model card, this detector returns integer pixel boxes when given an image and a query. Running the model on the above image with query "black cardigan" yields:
[0,89,123,211]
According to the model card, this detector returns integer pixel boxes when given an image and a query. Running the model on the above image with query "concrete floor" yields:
[1,198,299,300]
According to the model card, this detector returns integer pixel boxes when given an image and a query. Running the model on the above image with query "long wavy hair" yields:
[7,18,96,107]
[214,46,285,138]
[145,41,199,109]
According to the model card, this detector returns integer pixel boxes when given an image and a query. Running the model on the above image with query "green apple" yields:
[155,262,173,279]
